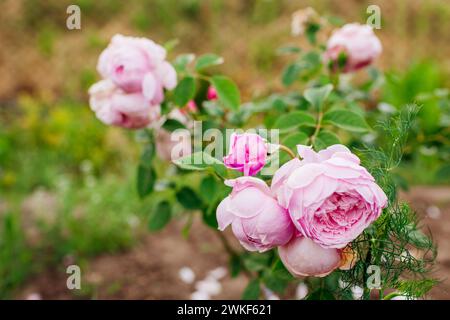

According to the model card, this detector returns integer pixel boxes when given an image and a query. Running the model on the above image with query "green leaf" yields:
[163,39,179,51]
[274,111,316,131]
[243,253,272,272]
[195,53,224,71]
[281,63,302,86]
[263,272,288,294]
[211,75,241,111]
[229,255,241,278]
[304,84,333,110]
[242,279,260,300]
[314,130,341,150]
[202,202,219,229]
[200,175,218,203]
[305,23,321,44]
[271,259,294,280]
[176,187,203,210]
[148,201,171,231]
[173,53,195,72]
[162,119,186,132]
[322,108,370,132]
[306,288,335,300]
[174,76,195,107]
[137,165,156,198]
[139,143,155,169]
[436,164,450,182]
[173,152,226,176]
[277,46,301,55]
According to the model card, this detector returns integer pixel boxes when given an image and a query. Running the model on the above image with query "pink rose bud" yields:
[207,86,218,100]
[279,236,342,278]
[223,133,267,176]
[97,34,177,104]
[180,100,198,115]
[88,79,160,129]
[324,23,382,73]
[273,144,387,249]
[217,177,295,252]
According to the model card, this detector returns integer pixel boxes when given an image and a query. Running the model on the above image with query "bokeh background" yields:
[0,0,449,299]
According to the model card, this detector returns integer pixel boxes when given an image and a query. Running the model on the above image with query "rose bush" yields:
[88,14,436,300]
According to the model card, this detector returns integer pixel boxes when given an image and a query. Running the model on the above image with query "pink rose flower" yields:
[207,86,218,100]
[272,144,387,249]
[217,177,295,252]
[223,133,268,176]
[279,236,342,277]
[88,79,160,129]
[325,23,382,73]
[97,34,177,104]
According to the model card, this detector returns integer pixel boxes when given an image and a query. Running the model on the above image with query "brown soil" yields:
[17,219,247,300]
[16,186,450,300]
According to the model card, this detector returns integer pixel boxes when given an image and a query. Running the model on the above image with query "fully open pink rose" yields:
[217,177,294,252]
[273,144,387,249]
[279,236,342,277]
[223,133,267,176]
[97,34,177,104]
[325,23,382,73]
[89,79,160,129]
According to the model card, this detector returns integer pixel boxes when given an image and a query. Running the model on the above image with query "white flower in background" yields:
[179,267,196,284]
[26,293,42,300]
[262,286,280,300]
[426,205,441,220]
[351,285,364,299]
[195,278,222,296]
[291,7,321,36]
[207,267,227,280]
[190,291,210,300]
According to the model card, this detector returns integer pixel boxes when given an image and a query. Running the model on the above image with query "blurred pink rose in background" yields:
[97,34,177,105]
[217,177,294,252]
[279,236,342,277]
[223,133,267,176]
[273,144,387,249]
[207,86,218,100]
[89,80,160,129]
[180,100,198,115]
[325,23,382,73]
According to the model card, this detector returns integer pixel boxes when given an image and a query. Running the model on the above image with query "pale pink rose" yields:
[207,86,218,100]
[217,177,295,252]
[88,80,160,129]
[273,144,387,249]
[97,34,177,104]
[325,23,382,73]
[279,236,342,277]
[223,133,267,176]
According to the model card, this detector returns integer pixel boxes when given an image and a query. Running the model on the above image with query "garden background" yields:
[0,0,449,299]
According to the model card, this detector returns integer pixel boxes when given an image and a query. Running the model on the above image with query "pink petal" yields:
[278,237,341,277]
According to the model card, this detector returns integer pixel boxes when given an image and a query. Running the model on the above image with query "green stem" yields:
[279,144,297,159]
[309,111,323,145]
[382,292,402,300]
